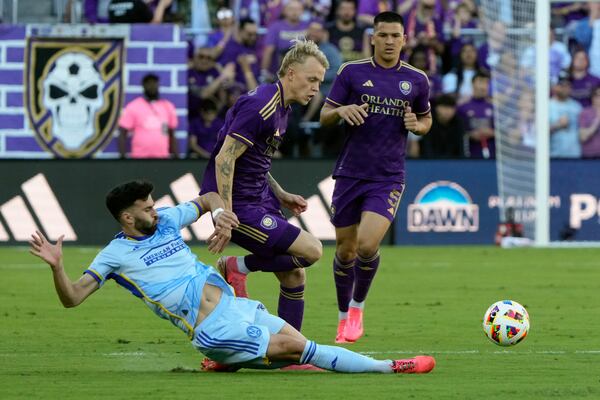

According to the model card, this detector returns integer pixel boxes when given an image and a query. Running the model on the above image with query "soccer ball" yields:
[482,300,529,346]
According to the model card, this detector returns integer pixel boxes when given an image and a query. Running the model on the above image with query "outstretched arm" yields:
[29,231,99,308]
[195,192,240,254]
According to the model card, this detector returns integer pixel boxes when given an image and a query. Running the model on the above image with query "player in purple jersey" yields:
[200,39,329,335]
[320,12,432,343]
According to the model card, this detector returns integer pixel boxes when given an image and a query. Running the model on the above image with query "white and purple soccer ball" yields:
[482,300,529,346]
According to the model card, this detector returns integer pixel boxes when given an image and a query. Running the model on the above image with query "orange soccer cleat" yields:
[391,356,436,374]
[217,256,248,298]
[344,307,363,342]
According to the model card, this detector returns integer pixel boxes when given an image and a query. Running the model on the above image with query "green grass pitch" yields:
[1,245,599,399]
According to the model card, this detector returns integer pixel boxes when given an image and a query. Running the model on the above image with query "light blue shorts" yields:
[191,292,286,366]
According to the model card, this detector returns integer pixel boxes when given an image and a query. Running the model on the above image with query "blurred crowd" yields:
[61,1,600,159]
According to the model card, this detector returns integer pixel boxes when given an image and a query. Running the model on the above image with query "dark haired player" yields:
[320,11,433,343]
[29,180,435,374]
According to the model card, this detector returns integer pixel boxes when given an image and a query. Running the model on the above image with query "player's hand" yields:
[279,192,308,217]
[337,103,369,126]
[403,106,418,132]
[207,228,232,254]
[214,210,239,231]
[29,230,64,270]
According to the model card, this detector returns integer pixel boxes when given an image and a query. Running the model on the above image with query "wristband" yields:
[212,208,224,220]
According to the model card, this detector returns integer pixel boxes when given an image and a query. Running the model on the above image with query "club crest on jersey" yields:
[25,38,124,158]
[246,326,262,338]
[260,215,277,230]
[399,81,412,95]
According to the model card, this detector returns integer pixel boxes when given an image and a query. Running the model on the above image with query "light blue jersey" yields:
[84,201,233,340]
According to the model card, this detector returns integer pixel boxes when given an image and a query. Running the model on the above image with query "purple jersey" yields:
[189,116,224,153]
[457,98,495,158]
[218,38,260,89]
[325,58,431,183]
[263,20,310,72]
[579,107,600,157]
[188,67,220,119]
[201,81,291,205]
[570,73,600,107]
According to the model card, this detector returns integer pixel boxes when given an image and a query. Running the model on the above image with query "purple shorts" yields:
[232,202,301,258]
[330,177,405,228]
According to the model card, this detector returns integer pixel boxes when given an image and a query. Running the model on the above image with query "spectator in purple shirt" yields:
[457,70,495,158]
[569,49,600,107]
[217,18,261,91]
[260,0,311,82]
[188,98,224,159]
[237,0,280,28]
[404,0,445,73]
[207,8,236,58]
[447,2,479,64]
[357,0,393,27]
[579,85,600,157]
[188,48,235,120]
[440,0,476,27]
[477,20,506,71]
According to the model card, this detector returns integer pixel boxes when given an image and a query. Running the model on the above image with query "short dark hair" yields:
[239,17,256,30]
[374,11,404,28]
[105,180,154,221]
[199,98,218,113]
[435,94,457,108]
[472,70,491,83]
[142,73,159,84]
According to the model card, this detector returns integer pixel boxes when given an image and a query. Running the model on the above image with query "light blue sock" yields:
[300,340,392,373]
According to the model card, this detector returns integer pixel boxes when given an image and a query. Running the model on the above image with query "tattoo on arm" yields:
[220,159,233,177]
[216,137,248,211]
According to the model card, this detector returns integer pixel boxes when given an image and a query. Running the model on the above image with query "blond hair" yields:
[277,38,330,78]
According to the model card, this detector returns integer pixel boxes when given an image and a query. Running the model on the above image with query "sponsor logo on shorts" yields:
[246,326,262,338]
[260,215,277,230]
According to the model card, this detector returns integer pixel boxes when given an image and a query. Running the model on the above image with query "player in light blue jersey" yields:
[29,180,435,374]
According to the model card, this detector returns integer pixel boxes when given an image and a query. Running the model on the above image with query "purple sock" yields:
[333,255,355,313]
[244,255,312,272]
[278,284,304,331]
[353,252,380,303]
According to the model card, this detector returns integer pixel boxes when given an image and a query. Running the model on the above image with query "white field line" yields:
[359,350,600,355]
[1,350,598,359]
[103,352,149,357]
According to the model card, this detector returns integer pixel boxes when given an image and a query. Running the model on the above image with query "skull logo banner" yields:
[25,38,124,158]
